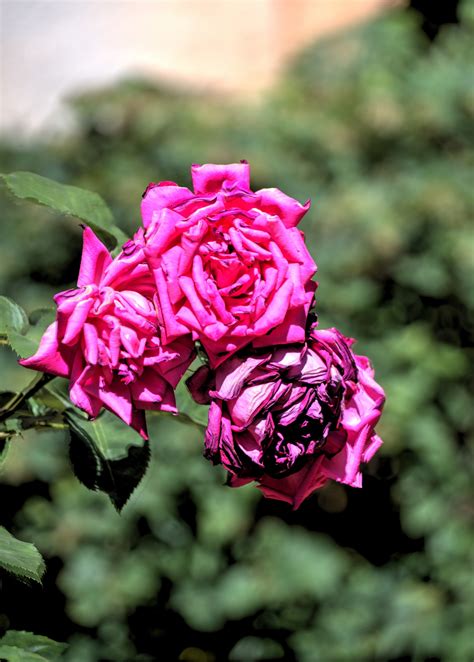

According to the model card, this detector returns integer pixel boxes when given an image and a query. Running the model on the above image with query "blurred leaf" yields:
[0,526,45,583]
[0,393,18,447]
[229,637,285,661]
[66,409,150,511]
[0,646,48,662]
[178,647,215,662]
[0,631,66,661]
[4,418,22,433]
[0,296,29,335]
[0,391,17,408]
[0,171,128,250]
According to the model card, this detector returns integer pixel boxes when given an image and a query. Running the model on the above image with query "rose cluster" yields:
[22,163,384,507]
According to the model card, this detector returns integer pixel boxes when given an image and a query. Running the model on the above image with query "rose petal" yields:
[214,353,271,400]
[77,227,112,288]
[187,364,213,404]
[19,321,71,377]
[62,297,94,346]
[228,380,278,427]
[258,456,327,509]
[255,188,311,228]
[99,380,134,426]
[191,162,250,194]
[141,182,193,228]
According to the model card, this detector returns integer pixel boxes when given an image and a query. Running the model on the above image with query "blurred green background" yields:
[1,2,473,660]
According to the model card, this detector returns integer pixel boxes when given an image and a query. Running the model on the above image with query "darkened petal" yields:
[257,456,327,509]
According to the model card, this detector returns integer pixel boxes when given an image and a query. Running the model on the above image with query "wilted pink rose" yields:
[20,227,195,438]
[141,162,317,366]
[188,325,384,508]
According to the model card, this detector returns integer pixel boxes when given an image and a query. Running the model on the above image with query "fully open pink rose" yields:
[142,162,317,367]
[188,325,384,508]
[20,227,195,438]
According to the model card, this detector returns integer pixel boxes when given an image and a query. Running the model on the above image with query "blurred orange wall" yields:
[0,0,397,134]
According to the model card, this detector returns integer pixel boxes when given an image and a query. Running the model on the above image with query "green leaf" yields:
[27,309,56,332]
[0,631,66,661]
[6,331,38,359]
[28,308,55,326]
[0,646,45,662]
[4,418,22,433]
[0,437,11,471]
[0,296,29,335]
[0,374,54,434]
[66,409,150,512]
[0,171,128,250]
[41,378,71,411]
[7,310,56,360]
[0,527,45,583]
[0,391,17,406]
[175,372,209,429]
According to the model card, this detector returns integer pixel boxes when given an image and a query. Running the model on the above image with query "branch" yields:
[0,373,55,423]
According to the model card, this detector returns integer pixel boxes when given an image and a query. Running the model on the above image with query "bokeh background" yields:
[1,1,473,660]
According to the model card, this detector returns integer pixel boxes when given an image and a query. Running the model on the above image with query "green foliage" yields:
[0,171,128,250]
[0,631,66,661]
[0,2,473,661]
[175,366,209,429]
[0,372,59,441]
[66,408,150,512]
[0,292,152,510]
[0,437,11,470]
[0,297,29,336]
[0,526,45,584]
[5,309,55,361]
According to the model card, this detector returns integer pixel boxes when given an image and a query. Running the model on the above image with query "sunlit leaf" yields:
[0,296,29,335]
[6,331,38,359]
[0,171,128,250]
[0,631,66,661]
[6,310,57,360]
[0,527,45,584]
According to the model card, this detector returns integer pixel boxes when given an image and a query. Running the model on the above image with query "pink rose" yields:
[188,325,385,508]
[142,162,317,367]
[20,227,195,438]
